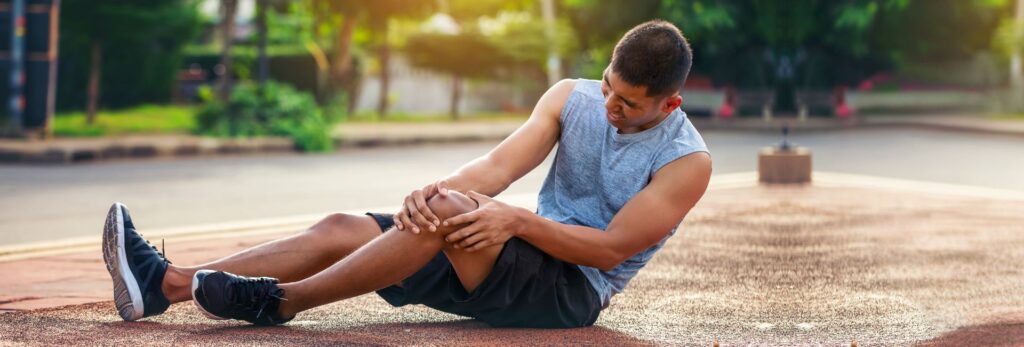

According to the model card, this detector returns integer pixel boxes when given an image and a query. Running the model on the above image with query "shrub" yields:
[195,81,334,152]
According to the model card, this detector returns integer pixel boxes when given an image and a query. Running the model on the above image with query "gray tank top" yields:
[536,79,710,307]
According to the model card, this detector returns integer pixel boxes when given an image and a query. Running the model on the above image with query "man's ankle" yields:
[161,266,194,303]
[275,284,301,319]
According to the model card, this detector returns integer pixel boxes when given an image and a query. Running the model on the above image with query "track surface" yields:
[3,185,1024,346]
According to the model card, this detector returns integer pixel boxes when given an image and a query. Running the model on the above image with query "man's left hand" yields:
[442,191,527,252]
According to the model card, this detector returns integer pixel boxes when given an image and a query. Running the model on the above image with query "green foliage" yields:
[405,32,509,79]
[58,0,202,110]
[195,81,334,152]
[52,105,196,137]
[869,0,1008,65]
[405,6,574,85]
[479,11,578,67]
[323,93,351,123]
[561,0,1009,90]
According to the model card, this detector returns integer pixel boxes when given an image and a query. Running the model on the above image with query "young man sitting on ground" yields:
[102,20,712,328]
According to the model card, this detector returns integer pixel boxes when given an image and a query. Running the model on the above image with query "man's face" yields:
[600,68,680,133]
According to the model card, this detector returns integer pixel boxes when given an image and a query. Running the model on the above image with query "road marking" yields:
[0,193,541,262]
[2,171,1021,262]
[813,171,1024,201]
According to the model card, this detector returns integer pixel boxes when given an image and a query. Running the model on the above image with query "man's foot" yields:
[102,202,171,321]
[191,270,292,326]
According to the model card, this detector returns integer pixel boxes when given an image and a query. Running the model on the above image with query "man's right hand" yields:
[394,180,450,233]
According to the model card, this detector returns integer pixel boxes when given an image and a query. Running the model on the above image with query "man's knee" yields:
[307,213,362,239]
[426,191,478,220]
[426,191,478,238]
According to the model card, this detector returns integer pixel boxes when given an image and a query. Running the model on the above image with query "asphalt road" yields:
[1,128,1023,246]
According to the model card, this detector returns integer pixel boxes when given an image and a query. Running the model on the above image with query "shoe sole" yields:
[191,270,227,320]
[102,202,144,321]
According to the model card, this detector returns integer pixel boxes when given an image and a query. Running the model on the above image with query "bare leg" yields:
[161,213,382,303]
[276,191,503,318]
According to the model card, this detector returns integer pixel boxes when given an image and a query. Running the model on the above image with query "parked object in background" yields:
[795,91,832,121]
[794,87,855,122]
[735,90,776,121]
[175,64,208,103]
[758,125,812,184]
[834,87,853,121]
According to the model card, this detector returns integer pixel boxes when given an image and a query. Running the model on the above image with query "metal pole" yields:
[44,0,60,139]
[8,0,24,134]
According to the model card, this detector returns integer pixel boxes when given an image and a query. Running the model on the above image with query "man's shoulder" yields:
[570,79,603,99]
[536,79,583,126]
[549,78,605,103]
[661,113,709,153]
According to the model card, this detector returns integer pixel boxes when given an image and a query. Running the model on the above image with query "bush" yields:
[195,81,334,152]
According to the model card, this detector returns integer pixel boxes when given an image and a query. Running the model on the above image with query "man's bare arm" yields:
[395,79,575,232]
[441,79,575,196]
[508,152,711,270]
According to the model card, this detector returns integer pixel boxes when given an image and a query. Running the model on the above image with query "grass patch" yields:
[344,111,529,123]
[50,104,527,138]
[53,105,196,137]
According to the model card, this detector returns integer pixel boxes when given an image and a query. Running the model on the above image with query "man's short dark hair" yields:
[611,20,692,97]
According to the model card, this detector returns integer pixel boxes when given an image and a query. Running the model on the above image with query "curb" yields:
[690,118,862,133]
[334,133,509,148]
[691,117,1024,138]
[856,120,1024,139]
[0,122,524,165]
[0,136,296,164]
[2,117,1022,164]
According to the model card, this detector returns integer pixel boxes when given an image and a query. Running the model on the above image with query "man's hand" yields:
[394,180,450,233]
[442,191,527,252]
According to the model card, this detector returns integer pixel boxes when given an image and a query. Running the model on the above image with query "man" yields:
[102,20,711,328]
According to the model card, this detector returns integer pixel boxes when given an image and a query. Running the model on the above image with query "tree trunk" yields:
[332,17,355,83]
[333,16,357,112]
[450,74,461,120]
[217,0,237,101]
[347,78,361,117]
[376,20,390,119]
[86,40,101,125]
[311,0,326,103]
[256,0,269,85]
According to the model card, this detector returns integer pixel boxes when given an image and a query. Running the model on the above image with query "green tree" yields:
[363,0,435,118]
[405,31,510,118]
[59,0,200,123]
[300,0,432,118]
[559,1,919,112]
[405,1,567,118]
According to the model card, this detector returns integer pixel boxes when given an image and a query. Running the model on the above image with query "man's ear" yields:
[662,95,683,113]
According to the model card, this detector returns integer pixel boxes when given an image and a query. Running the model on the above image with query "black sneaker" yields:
[191,270,292,326]
[102,202,171,321]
